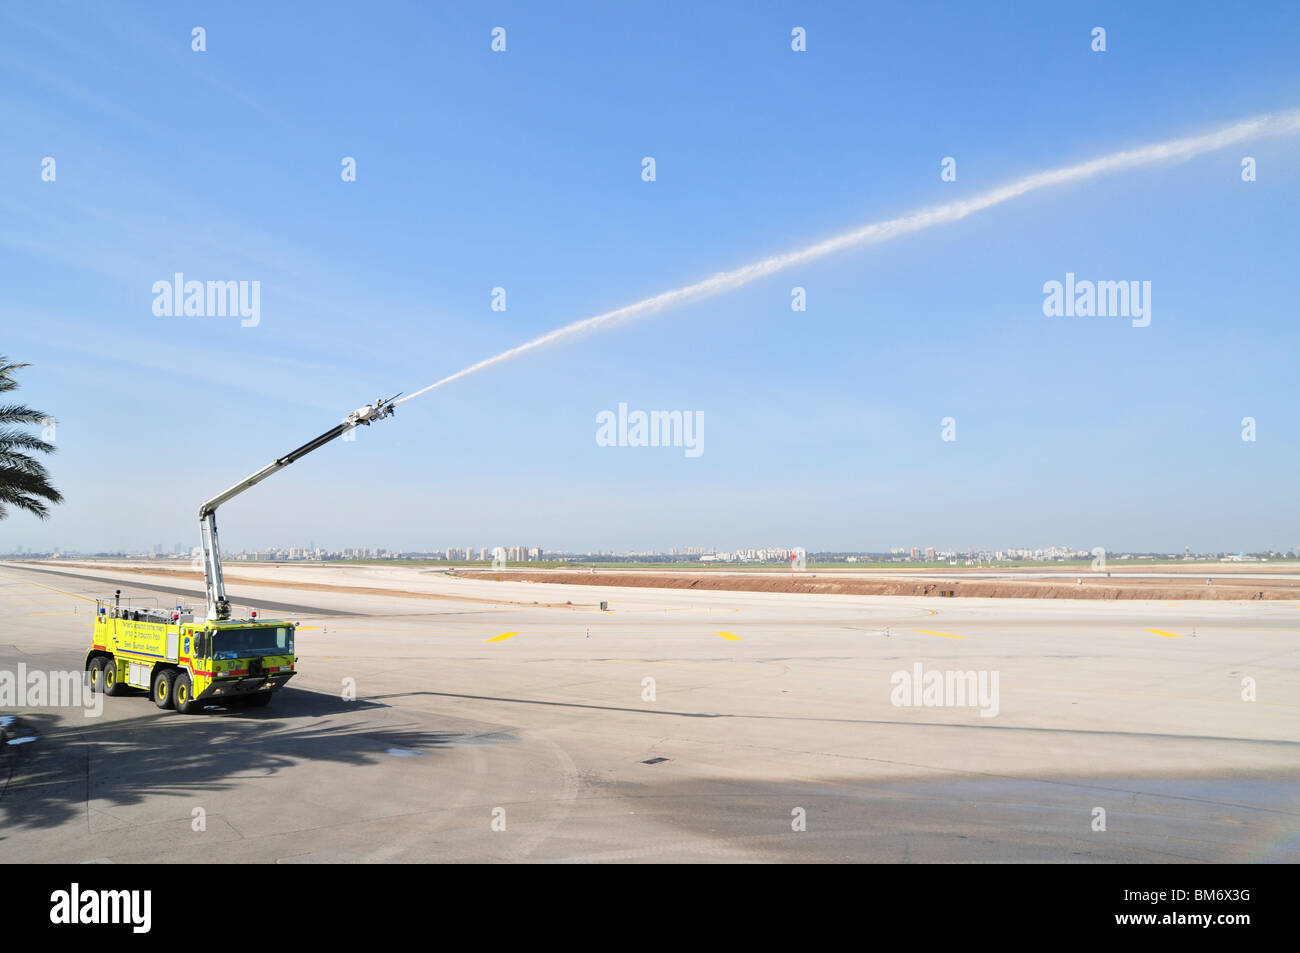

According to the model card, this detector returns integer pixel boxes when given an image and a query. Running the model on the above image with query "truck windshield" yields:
[211,626,294,659]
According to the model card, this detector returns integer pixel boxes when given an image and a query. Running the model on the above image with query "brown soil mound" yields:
[457,571,1298,601]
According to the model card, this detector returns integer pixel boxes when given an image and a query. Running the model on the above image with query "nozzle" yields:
[344,394,399,428]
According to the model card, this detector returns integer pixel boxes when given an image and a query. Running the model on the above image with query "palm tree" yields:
[0,356,63,520]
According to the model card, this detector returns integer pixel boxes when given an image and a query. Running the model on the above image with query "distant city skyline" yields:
[4,542,1294,563]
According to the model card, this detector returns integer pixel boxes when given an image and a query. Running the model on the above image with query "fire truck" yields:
[85,597,295,712]
[84,395,398,713]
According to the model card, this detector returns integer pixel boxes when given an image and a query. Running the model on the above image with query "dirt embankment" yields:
[457,571,1299,601]
[13,562,579,609]
[20,560,1298,602]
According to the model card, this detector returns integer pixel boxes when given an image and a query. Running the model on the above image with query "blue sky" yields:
[2,1,1298,554]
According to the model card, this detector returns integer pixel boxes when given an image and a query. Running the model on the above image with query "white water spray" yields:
[396,109,1300,406]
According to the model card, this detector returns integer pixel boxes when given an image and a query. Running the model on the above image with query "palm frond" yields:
[0,428,57,456]
[0,463,64,520]
[0,403,51,425]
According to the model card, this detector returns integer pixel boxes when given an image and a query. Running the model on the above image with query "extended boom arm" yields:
[198,395,398,620]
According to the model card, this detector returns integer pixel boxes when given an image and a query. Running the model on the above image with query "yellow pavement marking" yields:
[916,629,964,639]
[1146,628,1183,638]
[0,573,96,602]
[716,631,742,641]
[487,631,520,642]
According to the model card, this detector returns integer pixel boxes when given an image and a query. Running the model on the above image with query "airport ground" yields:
[1,560,1297,863]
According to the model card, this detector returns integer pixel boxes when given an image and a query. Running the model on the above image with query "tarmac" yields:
[1,560,1296,863]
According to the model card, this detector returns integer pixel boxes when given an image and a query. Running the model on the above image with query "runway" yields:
[1,560,1297,863]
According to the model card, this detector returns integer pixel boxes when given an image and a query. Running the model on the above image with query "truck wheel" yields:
[173,673,198,714]
[88,658,106,693]
[152,669,176,710]
[102,660,125,697]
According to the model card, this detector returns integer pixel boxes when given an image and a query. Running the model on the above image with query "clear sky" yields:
[3,1,1298,555]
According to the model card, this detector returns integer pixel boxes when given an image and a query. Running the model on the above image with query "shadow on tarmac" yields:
[0,687,508,834]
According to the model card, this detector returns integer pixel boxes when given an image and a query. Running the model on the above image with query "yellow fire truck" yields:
[82,395,398,714]
[85,598,296,712]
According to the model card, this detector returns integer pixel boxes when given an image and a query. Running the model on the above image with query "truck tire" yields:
[152,669,176,710]
[173,672,198,714]
[102,659,125,697]
[88,657,106,694]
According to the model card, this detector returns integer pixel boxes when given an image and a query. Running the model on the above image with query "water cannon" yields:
[196,393,401,621]
[344,394,400,430]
